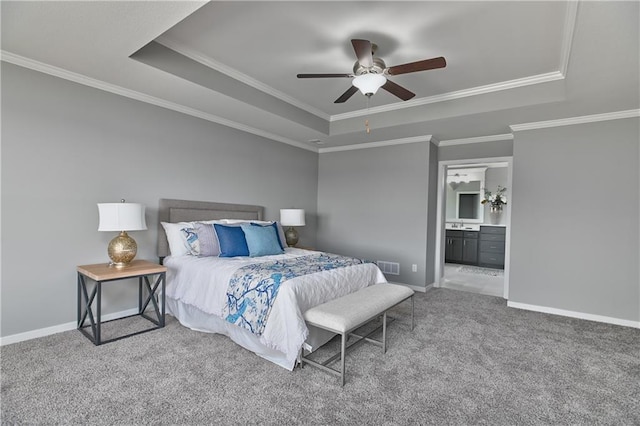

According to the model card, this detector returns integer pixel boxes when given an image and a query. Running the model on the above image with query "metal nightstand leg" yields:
[140,272,165,327]
[77,273,100,345]
[96,281,102,344]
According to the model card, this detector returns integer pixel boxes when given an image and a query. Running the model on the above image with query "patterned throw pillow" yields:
[161,222,194,257]
[180,227,200,256]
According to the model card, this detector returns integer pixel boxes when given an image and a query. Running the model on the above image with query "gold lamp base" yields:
[107,231,138,268]
[284,227,299,247]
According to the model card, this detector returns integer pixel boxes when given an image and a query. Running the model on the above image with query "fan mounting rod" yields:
[353,57,386,76]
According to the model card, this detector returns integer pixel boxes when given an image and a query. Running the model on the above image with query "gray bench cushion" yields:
[303,283,414,333]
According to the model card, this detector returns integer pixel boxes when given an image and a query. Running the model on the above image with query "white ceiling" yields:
[2,1,639,151]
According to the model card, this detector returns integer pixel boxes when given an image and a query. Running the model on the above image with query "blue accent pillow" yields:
[251,222,285,250]
[241,224,284,257]
[214,224,250,257]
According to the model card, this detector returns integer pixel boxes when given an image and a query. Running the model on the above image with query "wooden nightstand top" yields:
[77,259,166,281]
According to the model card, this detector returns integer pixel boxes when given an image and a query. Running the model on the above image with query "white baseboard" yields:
[507,301,640,329]
[0,308,140,346]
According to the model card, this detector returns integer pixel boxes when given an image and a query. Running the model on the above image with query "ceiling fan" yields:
[297,39,446,104]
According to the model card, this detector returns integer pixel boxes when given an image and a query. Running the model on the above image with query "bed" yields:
[157,199,387,370]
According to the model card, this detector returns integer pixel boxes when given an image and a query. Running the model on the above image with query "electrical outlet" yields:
[412,264,418,272]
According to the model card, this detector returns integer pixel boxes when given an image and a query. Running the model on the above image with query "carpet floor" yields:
[1,289,639,425]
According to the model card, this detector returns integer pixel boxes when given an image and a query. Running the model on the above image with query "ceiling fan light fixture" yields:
[352,73,387,95]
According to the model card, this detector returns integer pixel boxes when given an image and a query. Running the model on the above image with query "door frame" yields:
[434,156,513,299]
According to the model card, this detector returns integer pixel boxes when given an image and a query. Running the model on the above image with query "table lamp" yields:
[280,208,305,247]
[98,200,147,267]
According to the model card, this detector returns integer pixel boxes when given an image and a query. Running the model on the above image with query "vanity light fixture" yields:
[448,173,470,190]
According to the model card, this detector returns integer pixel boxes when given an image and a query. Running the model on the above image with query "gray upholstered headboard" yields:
[157,199,264,261]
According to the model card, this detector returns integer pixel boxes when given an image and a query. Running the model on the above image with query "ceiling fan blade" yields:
[334,85,359,103]
[382,80,415,101]
[297,73,352,78]
[387,57,447,76]
[351,39,373,68]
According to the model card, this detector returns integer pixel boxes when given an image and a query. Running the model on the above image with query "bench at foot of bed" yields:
[300,283,415,386]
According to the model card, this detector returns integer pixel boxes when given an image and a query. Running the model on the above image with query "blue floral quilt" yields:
[223,253,366,335]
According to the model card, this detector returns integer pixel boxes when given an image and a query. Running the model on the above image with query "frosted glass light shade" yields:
[98,203,147,232]
[352,73,387,95]
[280,209,305,227]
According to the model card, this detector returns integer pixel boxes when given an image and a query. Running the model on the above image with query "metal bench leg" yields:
[382,312,387,354]
[341,332,346,386]
[411,295,415,331]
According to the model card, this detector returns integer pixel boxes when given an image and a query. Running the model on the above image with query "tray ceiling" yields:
[2,1,638,151]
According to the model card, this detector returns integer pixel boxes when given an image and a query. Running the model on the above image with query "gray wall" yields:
[1,63,319,337]
[438,139,513,162]
[425,142,439,285]
[317,142,434,287]
[3,60,637,339]
[510,118,639,322]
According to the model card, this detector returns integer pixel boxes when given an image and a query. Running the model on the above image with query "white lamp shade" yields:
[352,73,387,95]
[280,209,305,227]
[98,203,147,232]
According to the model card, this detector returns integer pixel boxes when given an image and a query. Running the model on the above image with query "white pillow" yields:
[161,222,194,257]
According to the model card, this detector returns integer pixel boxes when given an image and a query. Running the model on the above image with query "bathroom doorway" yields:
[434,157,513,299]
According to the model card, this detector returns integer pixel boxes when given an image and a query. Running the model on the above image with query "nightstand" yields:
[77,259,167,345]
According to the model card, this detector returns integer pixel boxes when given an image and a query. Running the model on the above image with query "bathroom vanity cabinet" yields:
[445,226,505,269]
[478,226,506,269]
[445,230,478,265]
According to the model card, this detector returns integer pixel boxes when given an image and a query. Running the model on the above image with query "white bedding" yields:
[164,248,387,370]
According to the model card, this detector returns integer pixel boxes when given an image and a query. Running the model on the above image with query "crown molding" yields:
[155,36,331,121]
[559,1,579,76]
[318,135,432,153]
[330,71,565,122]
[438,133,514,147]
[510,109,640,132]
[1,50,318,153]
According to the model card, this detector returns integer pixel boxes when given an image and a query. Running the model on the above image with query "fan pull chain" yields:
[365,95,371,134]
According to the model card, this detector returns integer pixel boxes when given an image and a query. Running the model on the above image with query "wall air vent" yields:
[377,261,400,275]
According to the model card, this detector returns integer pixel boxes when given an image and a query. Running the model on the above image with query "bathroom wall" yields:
[482,167,509,225]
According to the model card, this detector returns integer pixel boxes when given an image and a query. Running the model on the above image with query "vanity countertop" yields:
[446,223,507,230]
[446,223,480,231]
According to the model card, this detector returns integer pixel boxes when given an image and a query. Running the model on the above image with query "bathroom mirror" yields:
[457,192,481,219]
[446,168,486,223]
